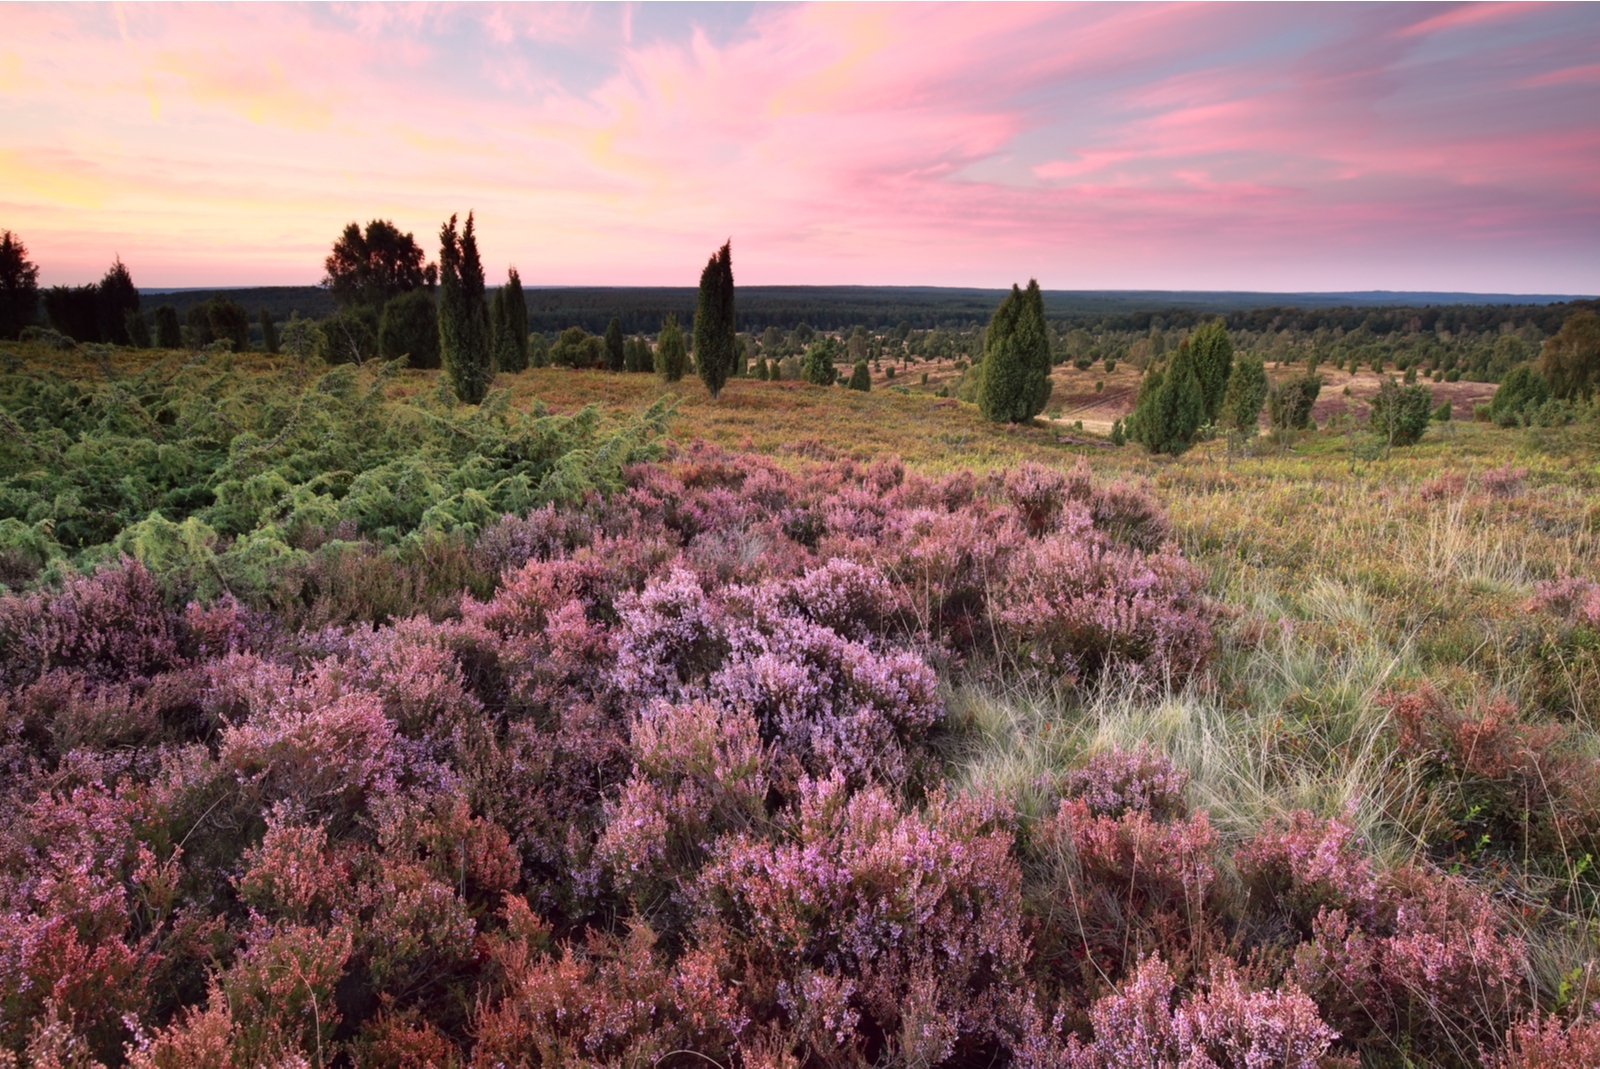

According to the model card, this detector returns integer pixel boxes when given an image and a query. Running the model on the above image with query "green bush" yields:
[1367,377,1434,447]
[0,353,670,612]
[187,297,251,352]
[655,316,687,381]
[379,290,440,369]
[801,336,838,386]
[551,326,604,369]
[847,359,870,392]
[154,304,181,349]
[1267,372,1322,432]
[319,306,381,365]
[1490,364,1549,427]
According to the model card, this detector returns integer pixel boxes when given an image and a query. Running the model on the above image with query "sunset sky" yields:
[3,2,1597,292]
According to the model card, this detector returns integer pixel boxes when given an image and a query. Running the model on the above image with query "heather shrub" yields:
[994,532,1216,684]
[0,560,183,689]
[1384,685,1600,870]
[709,616,943,788]
[1419,469,1468,502]
[475,903,742,1067]
[1004,461,1077,536]
[1087,478,1172,553]
[1052,955,1339,1069]
[217,918,352,1063]
[1235,809,1379,939]
[875,504,1026,651]
[611,567,729,703]
[694,775,1031,1066]
[216,662,399,825]
[1029,794,1220,989]
[1487,1009,1600,1068]
[775,558,910,645]
[1064,743,1191,821]
[465,701,629,921]
[1481,464,1528,499]
[1526,574,1600,628]
[1291,867,1526,1063]
[597,701,767,933]
[0,782,155,1063]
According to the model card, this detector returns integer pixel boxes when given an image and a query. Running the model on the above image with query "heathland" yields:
[2,254,1600,1066]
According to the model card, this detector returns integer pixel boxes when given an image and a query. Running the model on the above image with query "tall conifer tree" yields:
[96,257,140,346]
[439,213,492,404]
[978,279,1052,423]
[694,241,736,399]
[1132,342,1204,454]
[153,305,181,349]
[259,308,280,354]
[0,230,40,340]
[490,270,529,373]
[605,317,625,372]
[656,315,687,382]
[1188,318,1235,424]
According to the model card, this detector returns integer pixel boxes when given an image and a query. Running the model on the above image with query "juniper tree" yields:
[1188,318,1234,424]
[439,213,492,404]
[96,257,140,346]
[529,331,549,369]
[1368,376,1434,456]
[847,359,871,391]
[153,304,181,349]
[1220,353,1268,438]
[694,241,736,398]
[0,230,40,340]
[605,316,625,373]
[1131,343,1205,456]
[490,268,528,372]
[978,280,1052,423]
[801,336,838,386]
[124,310,151,349]
[1540,310,1600,400]
[259,308,279,354]
[1267,373,1322,434]
[380,289,440,368]
[624,335,652,373]
[656,315,687,382]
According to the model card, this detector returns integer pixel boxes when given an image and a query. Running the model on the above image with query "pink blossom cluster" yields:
[1527,574,1600,629]
[1051,955,1339,1069]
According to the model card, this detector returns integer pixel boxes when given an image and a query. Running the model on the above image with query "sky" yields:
[2,2,1597,293]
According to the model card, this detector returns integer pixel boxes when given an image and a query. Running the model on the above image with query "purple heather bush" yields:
[0,442,1550,1066]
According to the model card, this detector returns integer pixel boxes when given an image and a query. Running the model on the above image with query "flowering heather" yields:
[1055,955,1339,1069]
[1236,809,1380,935]
[1480,464,1529,499]
[0,440,1551,1065]
[1527,574,1600,628]
[695,775,1032,1065]
[1064,743,1191,821]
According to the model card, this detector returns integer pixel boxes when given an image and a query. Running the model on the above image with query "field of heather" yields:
[2,342,1599,1068]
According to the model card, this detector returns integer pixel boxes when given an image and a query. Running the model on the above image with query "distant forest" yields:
[141,284,1598,340]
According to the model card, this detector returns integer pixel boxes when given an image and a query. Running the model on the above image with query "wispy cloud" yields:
[2,1,1595,292]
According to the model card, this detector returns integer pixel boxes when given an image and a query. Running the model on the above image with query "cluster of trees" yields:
[1124,321,1339,455]
[1485,310,1600,428]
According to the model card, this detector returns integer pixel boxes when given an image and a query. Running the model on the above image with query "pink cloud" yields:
[0,2,1593,292]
